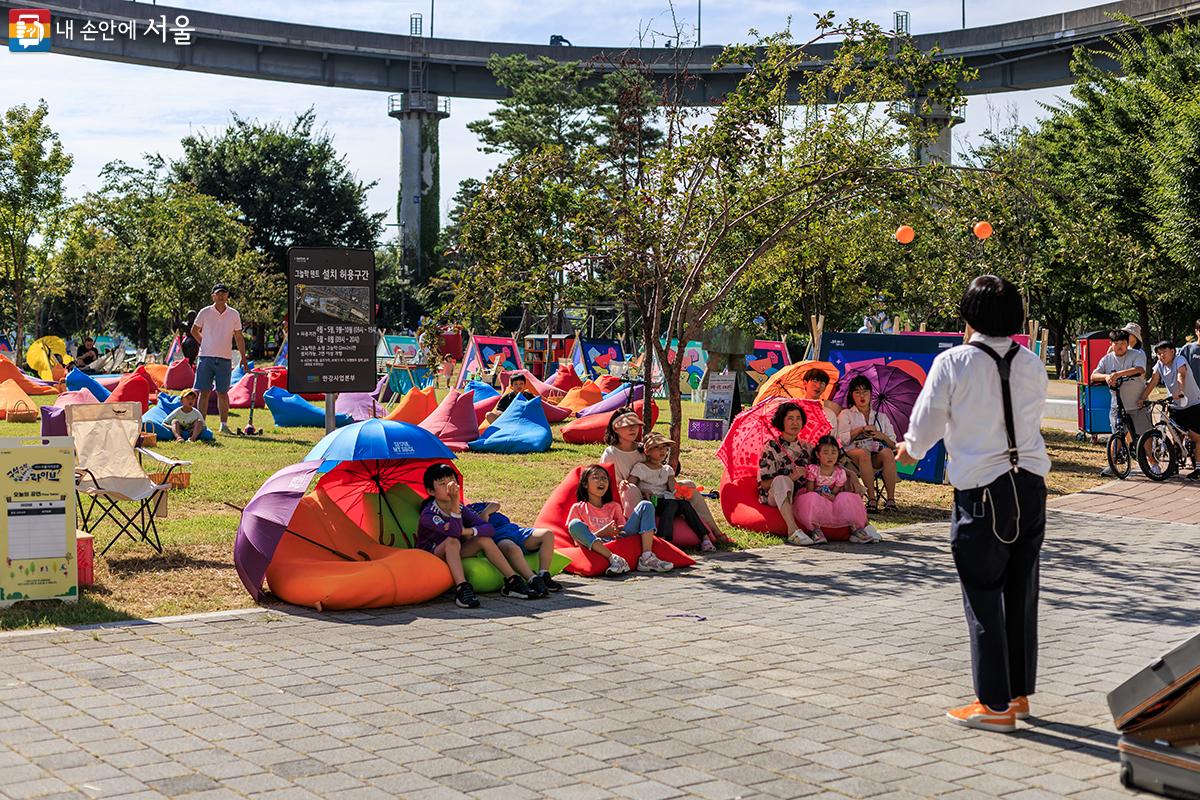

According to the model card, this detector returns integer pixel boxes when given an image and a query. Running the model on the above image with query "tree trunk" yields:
[13,278,24,363]
[1136,299,1151,363]
[137,299,150,350]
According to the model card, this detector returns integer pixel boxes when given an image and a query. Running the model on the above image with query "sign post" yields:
[286,248,377,433]
[0,436,77,606]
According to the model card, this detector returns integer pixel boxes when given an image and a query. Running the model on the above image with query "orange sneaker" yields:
[1009,696,1030,720]
[946,701,1016,733]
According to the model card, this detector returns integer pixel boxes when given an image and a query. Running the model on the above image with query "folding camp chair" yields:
[66,402,191,557]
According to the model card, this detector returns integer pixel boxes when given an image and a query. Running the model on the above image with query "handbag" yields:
[6,399,37,423]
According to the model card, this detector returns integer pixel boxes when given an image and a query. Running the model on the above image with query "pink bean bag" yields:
[718,469,850,541]
[501,369,565,398]
[163,359,195,390]
[420,388,479,452]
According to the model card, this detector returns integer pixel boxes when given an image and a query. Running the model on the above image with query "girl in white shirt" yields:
[837,375,899,513]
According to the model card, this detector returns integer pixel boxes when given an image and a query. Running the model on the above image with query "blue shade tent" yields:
[469,394,552,454]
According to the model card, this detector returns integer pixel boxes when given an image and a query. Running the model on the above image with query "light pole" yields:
[697,0,701,46]
[962,0,965,29]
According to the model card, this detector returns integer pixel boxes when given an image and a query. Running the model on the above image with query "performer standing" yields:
[897,275,1050,733]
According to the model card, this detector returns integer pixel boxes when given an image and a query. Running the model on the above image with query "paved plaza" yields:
[2,500,1195,799]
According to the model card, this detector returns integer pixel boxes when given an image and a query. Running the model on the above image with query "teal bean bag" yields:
[469,394,553,454]
[264,386,352,428]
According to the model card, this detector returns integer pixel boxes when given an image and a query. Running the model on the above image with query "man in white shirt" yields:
[1139,341,1200,479]
[191,283,248,435]
[1090,328,1150,476]
[897,275,1050,734]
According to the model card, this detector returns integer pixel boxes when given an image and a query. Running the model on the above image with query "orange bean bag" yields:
[141,363,168,388]
[0,379,36,420]
[163,359,195,390]
[561,399,658,445]
[106,370,153,414]
[266,489,453,610]
[534,464,695,575]
[386,387,438,424]
[718,469,850,541]
[0,357,58,395]
[558,381,603,413]
[596,375,623,394]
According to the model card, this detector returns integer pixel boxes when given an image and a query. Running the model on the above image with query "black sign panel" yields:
[287,248,376,394]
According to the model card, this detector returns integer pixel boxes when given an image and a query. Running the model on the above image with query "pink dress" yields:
[793,464,867,532]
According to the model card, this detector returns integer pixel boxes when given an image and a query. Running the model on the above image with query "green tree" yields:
[0,101,72,354]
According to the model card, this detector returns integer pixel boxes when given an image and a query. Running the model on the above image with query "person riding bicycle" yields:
[1139,340,1200,480]
[1091,329,1150,476]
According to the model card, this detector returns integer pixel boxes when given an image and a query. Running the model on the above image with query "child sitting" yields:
[417,463,542,608]
[566,465,674,574]
[465,500,562,596]
[486,373,538,422]
[600,408,645,518]
[164,389,207,442]
[630,433,719,552]
[794,436,881,544]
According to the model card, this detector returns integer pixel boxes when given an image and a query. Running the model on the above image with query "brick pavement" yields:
[2,508,1193,799]
[1050,475,1200,525]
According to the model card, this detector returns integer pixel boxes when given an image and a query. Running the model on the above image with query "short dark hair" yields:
[814,434,840,455]
[576,465,614,504]
[1155,340,1176,353]
[959,275,1024,337]
[771,401,806,432]
[848,375,873,396]
[422,462,458,493]
[1109,329,1130,343]
[802,368,830,385]
[511,373,527,384]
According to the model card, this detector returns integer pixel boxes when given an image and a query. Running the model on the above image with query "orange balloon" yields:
[895,225,915,245]
[973,221,993,240]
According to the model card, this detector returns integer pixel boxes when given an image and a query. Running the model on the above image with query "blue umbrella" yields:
[304,418,456,546]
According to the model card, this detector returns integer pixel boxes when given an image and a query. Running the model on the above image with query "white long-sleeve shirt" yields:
[903,333,1050,490]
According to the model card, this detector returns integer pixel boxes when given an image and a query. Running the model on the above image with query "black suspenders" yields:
[968,341,1021,472]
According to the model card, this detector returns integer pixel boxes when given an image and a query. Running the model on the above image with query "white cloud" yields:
[0,0,1090,231]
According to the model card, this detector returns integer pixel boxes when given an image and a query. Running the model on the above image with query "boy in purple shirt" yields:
[418,463,541,608]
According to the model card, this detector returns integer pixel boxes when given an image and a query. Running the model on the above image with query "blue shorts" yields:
[466,504,534,549]
[194,356,232,393]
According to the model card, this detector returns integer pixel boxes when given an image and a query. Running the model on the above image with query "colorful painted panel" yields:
[456,335,524,389]
[573,338,626,378]
[743,340,790,393]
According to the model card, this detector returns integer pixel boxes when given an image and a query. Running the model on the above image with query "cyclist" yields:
[1090,329,1149,476]
[1139,341,1200,479]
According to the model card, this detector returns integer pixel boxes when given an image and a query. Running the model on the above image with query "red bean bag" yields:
[228,371,270,409]
[419,388,478,452]
[558,381,603,413]
[163,359,195,390]
[542,400,573,423]
[718,469,850,541]
[596,375,623,394]
[535,463,695,575]
[106,370,153,414]
[473,394,500,425]
[562,399,658,445]
[545,364,582,392]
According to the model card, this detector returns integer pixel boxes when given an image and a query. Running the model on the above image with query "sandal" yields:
[866,498,880,514]
[883,499,899,512]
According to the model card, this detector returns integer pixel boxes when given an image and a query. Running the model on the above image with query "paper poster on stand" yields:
[704,373,738,422]
[0,437,77,606]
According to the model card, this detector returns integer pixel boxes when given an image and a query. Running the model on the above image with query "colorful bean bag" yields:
[596,375,624,394]
[141,363,168,388]
[500,369,565,398]
[227,372,269,409]
[266,489,453,610]
[385,387,438,424]
[544,364,582,392]
[335,391,385,422]
[106,371,153,414]
[1,359,59,396]
[464,380,500,400]
[718,469,850,541]
[470,394,553,454]
[576,384,643,417]
[534,464,695,575]
[96,375,122,391]
[265,387,352,428]
[562,399,658,445]
[65,368,111,401]
[558,381,603,413]
[541,399,573,423]
[164,359,195,390]
[473,394,500,425]
[40,405,67,436]
[0,379,37,421]
[141,403,215,442]
[54,388,98,407]
[419,389,479,452]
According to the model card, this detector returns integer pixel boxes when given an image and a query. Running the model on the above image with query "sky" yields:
[0,0,1087,236]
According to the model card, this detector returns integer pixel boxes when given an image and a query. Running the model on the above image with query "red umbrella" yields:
[316,459,462,548]
[716,398,831,482]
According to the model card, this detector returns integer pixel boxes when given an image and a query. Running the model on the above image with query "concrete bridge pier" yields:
[911,100,964,165]
[389,93,450,281]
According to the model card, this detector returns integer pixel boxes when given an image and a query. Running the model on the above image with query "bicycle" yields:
[1104,376,1140,479]
[1135,397,1198,481]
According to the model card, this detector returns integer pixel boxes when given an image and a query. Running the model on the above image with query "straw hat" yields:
[1122,322,1143,344]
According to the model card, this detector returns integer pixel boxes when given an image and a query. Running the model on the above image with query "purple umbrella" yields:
[831,363,922,439]
[233,461,329,601]
[575,383,644,417]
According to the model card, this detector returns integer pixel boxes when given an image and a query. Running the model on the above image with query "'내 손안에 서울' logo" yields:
[8,9,52,52]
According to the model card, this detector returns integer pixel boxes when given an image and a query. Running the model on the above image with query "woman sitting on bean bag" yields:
[758,401,815,546]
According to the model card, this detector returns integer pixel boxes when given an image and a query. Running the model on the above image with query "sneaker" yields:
[700,538,716,553]
[1100,465,1116,478]
[809,527,828,544]
[527,574,549,598]
[539,571,563,592]
[606,555,631,575]
[946,701,1016,733]
[786,530,815,546]
[1188,468,1200,481]
[1009,696,1030,720]
[636,552,674,572]
[219,423,234,435]
[454,581,480,609]
[863,524,883,543]
[501,575,540,600]
[849,528,873,543]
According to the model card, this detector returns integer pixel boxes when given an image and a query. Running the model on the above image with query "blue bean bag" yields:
[264,386,352,428]
[65,368,111,401]
[142,404,214,442]
[230,360,254,384]
[464,380,500,400]
[469,394,552,454]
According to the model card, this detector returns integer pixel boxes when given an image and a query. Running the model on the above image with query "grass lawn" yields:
[0,393,1108,630]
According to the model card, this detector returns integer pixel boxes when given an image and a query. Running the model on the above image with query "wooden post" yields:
[919,322,927,332]
[1040,330,1050,365]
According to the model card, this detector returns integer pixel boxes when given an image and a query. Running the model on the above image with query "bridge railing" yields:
[388,93,451,116]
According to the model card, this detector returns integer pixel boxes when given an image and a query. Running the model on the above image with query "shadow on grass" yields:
[105,551,232,575]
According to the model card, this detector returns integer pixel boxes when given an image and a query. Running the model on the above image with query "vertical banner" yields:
[287,248,377,394]
[0,437,77,606]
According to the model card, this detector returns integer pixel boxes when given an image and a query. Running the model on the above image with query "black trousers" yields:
[655,498,708,542]
[950,468,1046,710]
